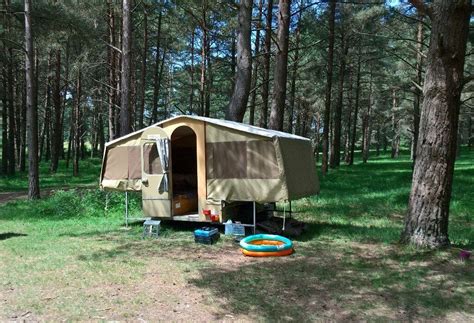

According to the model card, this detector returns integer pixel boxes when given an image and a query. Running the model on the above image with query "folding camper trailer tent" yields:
[100,116,319,229]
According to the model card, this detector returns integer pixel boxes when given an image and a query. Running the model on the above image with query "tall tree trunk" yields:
[362,68,373,164]
[189,28,195,114]
[24,0,40,199]
[40,51,53,162]
[204,32,212,118]
[73,69,81,176]
[287,3,302,133]
[120,0,132,136]
[330,33,347,168]
[138,7,148,129]
[401,0,471,248]
[50,49,62,172]
[19,73,26,172]
[321,0,336,175]
[230,31,237,93]
[150,5,163,124]
[7,49,15,175]
[114,14,122,136]
[344,65,353,163]
[300,100,310,137]
[66,118,73,169]
[60,41,69,161]
[199,5,208,117]
[5,0,15,175]
[258,0,273,128]
[391,89,400,158]
[412,15,424,163]
[348,50,361,166]
[313,112,321,162]
[226,0,253,122]
[1,70,8,174]
[249,0,263,125]
[107,0,117,139]
[268,0,291,131]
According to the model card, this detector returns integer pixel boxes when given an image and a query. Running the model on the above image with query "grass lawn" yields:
[0,158,102,192]
[0,150,473,321]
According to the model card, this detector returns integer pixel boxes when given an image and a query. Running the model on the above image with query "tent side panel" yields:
[100,132,143,191]
[205,123,286,202]
[277,137,319,200]
[207,178,287,202]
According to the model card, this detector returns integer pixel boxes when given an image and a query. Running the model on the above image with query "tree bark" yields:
[287,2,302,134]
[412,15,424,163]
[199,4,208,117]
[269,0,291,131]
[401,0,471,248]
[40,51,53,162]
[73,68,81,177]
[348,52,361,166]
[120,0,132,136]
[258,0,273,128]
[189,28,195,114]
[330,33,347,168]
[24,0,40,199]
[321,0,336,175]
[362,68,373,164]
[343,64,353,164]
[249,0,263,125]
[50,49,62,172]
[138,7,148,130]
[107,0,117,139]
[150,4,163,124]
[1,69,8,174]
[226,0,253,122]
[391,89,400,159]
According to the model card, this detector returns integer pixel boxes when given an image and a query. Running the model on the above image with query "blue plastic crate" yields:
[224,222,245,236]
[194,227,218,238]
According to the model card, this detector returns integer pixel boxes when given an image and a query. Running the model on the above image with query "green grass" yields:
[0,149,473,320]
[0,158,102,192]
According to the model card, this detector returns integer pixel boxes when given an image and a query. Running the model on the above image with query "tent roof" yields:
[105,115,310,147]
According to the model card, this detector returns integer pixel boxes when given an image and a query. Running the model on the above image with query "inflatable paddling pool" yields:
[239,234,294,257]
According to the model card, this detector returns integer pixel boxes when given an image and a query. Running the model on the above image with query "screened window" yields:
[143,142,162,175]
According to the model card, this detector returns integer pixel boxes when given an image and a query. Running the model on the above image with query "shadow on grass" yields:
[188,246,474,321]
[295,222,401,244]
[0,232,28,241]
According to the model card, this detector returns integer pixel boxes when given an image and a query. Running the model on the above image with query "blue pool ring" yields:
[239,234,293,252]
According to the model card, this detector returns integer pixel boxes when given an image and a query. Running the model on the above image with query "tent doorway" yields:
[171,126,198,217]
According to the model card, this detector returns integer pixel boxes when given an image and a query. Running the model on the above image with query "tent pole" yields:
[253,201,256,234]
[289,200,292,219]
[125,192,129,227]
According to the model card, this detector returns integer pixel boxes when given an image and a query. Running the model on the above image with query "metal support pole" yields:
[125,192,129,227]
[253,201,256,234]
[289,200,292,218]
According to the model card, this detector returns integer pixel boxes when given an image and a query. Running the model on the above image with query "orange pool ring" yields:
[240,247,294,257]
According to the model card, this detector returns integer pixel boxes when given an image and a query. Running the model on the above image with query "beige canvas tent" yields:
[100,116,319,226]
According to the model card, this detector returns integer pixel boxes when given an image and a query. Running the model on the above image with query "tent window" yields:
[207,140,279,179]
[143,142,162,175]
[103,147,128,180]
